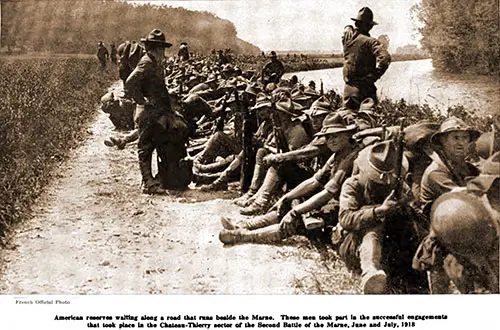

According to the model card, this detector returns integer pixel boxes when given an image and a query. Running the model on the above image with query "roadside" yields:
[0,107,361,295]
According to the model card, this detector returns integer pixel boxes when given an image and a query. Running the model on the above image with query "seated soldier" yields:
[236,97,311,215]
[336,140,426,294]
[424,152,499,293]
[233,95,332,206]
[413,116,481,294]
[218,114,359,245]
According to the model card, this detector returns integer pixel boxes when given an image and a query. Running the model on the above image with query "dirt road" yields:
[0,105,360,295]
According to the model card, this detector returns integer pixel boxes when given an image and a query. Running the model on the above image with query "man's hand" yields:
[271,196,292,219]
[375,190,401,219]
[279,210,300,237]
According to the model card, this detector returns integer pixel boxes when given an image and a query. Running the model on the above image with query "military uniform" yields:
[262,59,285,84]
[342,30,390,109]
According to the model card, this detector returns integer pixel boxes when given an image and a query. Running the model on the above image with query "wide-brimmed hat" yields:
[475,130,499,159]
[221,64,234,73]
[351,7,378,25]
[430,116,481,147]
[315,113,357,137]
[251,93,272,110]
[304,96,333,117]
[245,83,262,96]
[205,74,218,84]
[291,89,312,103]
[303,86,319,97]
[140,29,172,48]
[404,121,441,150]
[269,51,277,58]
[275,97,303,117]
[356,140,409,184]
[467,151,500,193]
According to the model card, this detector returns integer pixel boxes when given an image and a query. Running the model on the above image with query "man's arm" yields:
[124,60,147,104]
[264,144,325,165]
[369,38,391,80]
[339,177,381,231]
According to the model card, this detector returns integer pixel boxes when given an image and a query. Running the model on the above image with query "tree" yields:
[413,0,499,75]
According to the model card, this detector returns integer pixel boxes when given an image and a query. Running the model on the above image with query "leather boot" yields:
[139,149,166,195]
[219,224,283,245]
[240,167,281,215]
[199,173,228,191]
[359,229,387,294]
[244,211,279,230]
[233,190,255,207]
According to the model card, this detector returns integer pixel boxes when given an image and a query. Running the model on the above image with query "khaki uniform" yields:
[342,30,391,109]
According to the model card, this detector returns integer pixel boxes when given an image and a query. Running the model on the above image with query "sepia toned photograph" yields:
[0,0,498,297]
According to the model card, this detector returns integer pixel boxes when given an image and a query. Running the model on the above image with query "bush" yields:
[0,57,114,235]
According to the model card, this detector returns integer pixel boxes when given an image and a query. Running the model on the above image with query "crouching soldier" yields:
[336,140,426,294]
[124,29,190,194]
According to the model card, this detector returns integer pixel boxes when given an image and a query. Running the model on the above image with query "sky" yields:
[129,0,422,52]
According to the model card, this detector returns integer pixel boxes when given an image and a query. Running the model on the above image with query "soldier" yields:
[124,29,188,194]
[218,114,360,245]
[110,43,117,65]
[97,41,109,70]
[342,7,391,110]
[336,140,424,294]
[413,117,481,293]
[261,51,285,86]
[178,42,190,61]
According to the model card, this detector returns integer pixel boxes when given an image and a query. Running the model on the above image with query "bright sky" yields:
[130,0,422,52]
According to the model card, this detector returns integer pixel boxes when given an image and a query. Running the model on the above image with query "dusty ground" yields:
[0,104,360,295]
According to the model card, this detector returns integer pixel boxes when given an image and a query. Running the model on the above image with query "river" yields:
[283,59,499,115]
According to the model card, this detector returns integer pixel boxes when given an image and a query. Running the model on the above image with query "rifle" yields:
[320,79,324,96]
[393,118,406,198]
[215,91,231,132]
[239,90,254,193]
[270,100,290,154]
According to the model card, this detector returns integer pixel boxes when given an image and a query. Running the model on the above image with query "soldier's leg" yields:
[219,224,283,245]
[221,211,280,231]
[138,120,164,194]
[359,225,387,294]
[199,151,243,191]
[240,165,282,216]
[234,148,270,206]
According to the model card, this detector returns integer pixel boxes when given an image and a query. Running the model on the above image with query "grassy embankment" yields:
[0,57,115,237]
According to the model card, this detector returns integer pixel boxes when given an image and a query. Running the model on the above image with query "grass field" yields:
[0,57,115,235]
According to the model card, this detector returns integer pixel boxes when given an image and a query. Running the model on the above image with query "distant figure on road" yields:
[97,41,109,70]
[178,41,190,61]
[217,49,230,65]
[342,7,391,110]
[261,51,285,86]
[110,43,117,65]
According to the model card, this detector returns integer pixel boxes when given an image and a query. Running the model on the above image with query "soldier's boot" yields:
[219,224,283,245]
[194,156,233,174]
[193,172,220,185]
[239,169,281,216]
[139,151,166,195]
[199,173,228,192]
[233,156,267,207]
[359,231,387,294]
[220,211,279,231]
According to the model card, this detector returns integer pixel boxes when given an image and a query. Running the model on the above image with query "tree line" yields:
[0,0,260,55]
[413,0,499,75]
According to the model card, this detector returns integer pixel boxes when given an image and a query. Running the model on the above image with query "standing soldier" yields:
[110,43,117,65]
[97,41,109,70]
[124,29,187,194]
[261,51,285,86]
[178,41,190,61]
[342,7,391,110]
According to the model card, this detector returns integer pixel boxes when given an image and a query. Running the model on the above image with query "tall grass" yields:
[0,58,114,236]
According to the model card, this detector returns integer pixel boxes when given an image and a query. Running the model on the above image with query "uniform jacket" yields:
[262,60,285,81]
[420,156,479,214]
[342,30,391,86]
[339,175,411,232]
[124,53,172,118]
